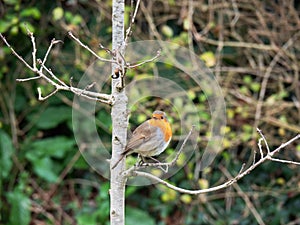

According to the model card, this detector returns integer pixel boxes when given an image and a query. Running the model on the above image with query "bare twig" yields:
[220,165,266,225]
[253,31,300,131]
[230,0,240,27]
[1,32,114,105]
[269,158,300,165]
[0,33,34,71]
[256,128,270,154]
[37,87,58,101]
[193,35,278,51]
[123,126,195,177]
[25,25,37,70]
[68,31,116,63]
[40,38,64,73]
[128,49,161,68]
[124,0,141,45]
[133,131,300,195]
[17,76,41,82]
[38,60,68,87]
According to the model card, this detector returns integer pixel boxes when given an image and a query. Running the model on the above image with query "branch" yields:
[68,31,116,63]
[128,49,161,69]
[124,0,141,45]
[123,126,195,177]
[253,31,300,130]
[193,34,278,51]
[0,33,34,71]
[40,38,64,73]
[0,32,114,105]
[134,131,300,195]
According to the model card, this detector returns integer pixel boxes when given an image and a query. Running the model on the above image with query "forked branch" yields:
[123,125,195,176]
[0,31,113,105]
[133,130,300,195]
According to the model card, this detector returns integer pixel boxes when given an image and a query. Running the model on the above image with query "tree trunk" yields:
[110,0,127,225]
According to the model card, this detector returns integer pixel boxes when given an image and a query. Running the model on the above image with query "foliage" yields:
[1,0,300,224]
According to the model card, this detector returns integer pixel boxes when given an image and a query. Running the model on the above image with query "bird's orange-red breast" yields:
[112,110,172,169]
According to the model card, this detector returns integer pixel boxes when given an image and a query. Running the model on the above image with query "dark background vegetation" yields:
[1,0,300,224]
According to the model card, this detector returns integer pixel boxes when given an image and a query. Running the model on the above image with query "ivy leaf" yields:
[0,130,14,178]
[31,157,58,182]
[20,7,41,19]
[29,106,72,129]
[25,136,75,182]
[26,136,75,158]
[7,190,31,225]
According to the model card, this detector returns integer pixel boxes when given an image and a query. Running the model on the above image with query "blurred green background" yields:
[1,0,300,224]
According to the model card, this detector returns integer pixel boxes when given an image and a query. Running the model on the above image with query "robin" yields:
[112,110,172,169]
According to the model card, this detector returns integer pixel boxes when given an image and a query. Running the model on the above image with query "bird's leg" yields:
[148,157,168,173]
[139,156,148,165]
[149,156,161,164]
[135,154,141,167]
[136,154,147,167]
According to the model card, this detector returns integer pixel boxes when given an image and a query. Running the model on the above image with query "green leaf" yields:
[71,14,83,25]
[31,106,72,129]
[10,25,19,35]
[125,186,137,197]
[31,157,58,182]
[126,207,155,225]
[96,110,112,128]
[74,156,89,169]
[52,7,64,21]
[76,214,97,225]
[7,190,31,225]
[20,7,41,19]
[0,20,12,33]
[25,136,75,182]
[3,0,18,5]
[200,51,216,67]
[20,22,35,34]
[250,82,261,92]
[0,130,14,178]
[161,25,174,38]
[243,75,252,84]
[26,136,75,158]
[183,18,190,30]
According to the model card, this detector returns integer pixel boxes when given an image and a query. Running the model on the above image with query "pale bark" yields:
[110,0,128,225]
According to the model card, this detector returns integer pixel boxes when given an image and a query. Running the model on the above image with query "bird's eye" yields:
[160,116,164,119]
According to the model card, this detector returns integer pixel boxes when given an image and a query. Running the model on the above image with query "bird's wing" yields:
[124,121,157,153]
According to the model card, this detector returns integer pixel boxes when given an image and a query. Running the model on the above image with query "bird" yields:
[111,110,172,169]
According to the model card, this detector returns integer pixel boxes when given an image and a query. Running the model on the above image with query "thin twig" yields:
[253,31,300,132]
[25,26,37,69]
[194,35,278,51]
[40,38,63,73]
[256,128,270,154]
[1,32,113,104]
[220,165,266,225]
[124,0,141,45]
[269,158,300,165]
[123,126,195,176]
[38,61,68,87]
[257,137,264,158]
[0,33,34,71]
[128,49,161,68]
[17,76,41,82]
[37,87,58,101]
[68,31,116,63]
[133,132,300,195]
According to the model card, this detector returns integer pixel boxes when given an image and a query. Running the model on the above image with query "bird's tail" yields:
[111,153,126,169]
